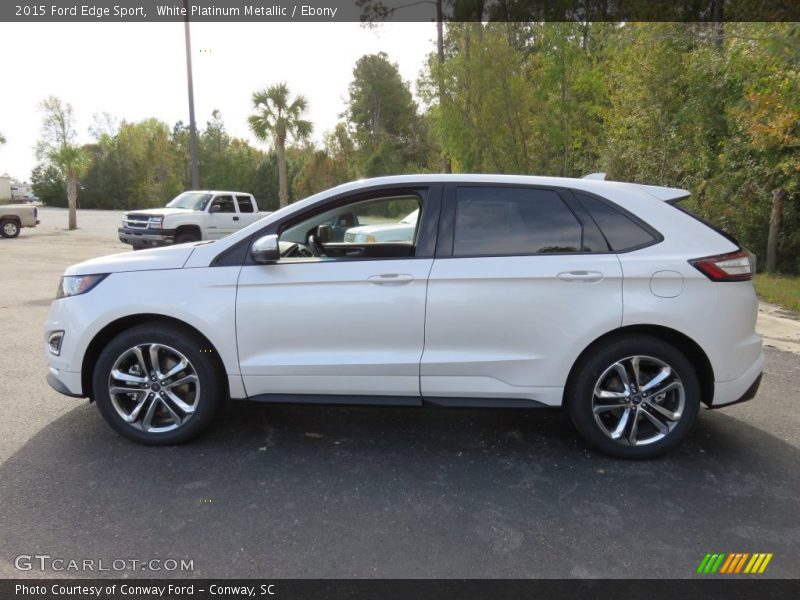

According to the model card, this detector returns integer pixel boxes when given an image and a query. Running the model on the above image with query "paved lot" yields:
[0,207,798,579]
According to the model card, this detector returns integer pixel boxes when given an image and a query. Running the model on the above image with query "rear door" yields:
[421,184,623,406]
[235,195,263,227]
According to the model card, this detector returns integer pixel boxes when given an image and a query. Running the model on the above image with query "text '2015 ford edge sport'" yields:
[44,175,763,458]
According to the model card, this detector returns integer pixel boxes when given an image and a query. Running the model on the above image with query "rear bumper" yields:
[711,349,764,407]
[118,226,175,247]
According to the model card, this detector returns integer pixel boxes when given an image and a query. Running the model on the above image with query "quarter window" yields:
[575,192,656,251]
[453,187,583,256]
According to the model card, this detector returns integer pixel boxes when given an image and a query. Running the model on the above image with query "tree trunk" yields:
[766,187,785,273]
[67,169,78,230]
[436,0,451,173]
[711,0,725,52]
[277,143,288,209]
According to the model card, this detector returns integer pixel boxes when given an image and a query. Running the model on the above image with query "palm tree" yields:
[248,83,312,208]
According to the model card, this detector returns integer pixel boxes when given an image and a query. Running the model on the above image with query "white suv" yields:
[44,175,763,458]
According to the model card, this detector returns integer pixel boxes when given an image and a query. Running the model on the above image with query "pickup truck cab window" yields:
[236,195,255,213]
[210,195,236,213]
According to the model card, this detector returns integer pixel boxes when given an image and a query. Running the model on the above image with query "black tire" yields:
[567,335,700,459]
[1,219,21,238]
[92,323,224,445]
[131,244,146,251]
[175,231,200,244]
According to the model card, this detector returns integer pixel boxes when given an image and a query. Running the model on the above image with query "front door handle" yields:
[233,216,240,221]
[367,274,414,285]
[557,270,604,283]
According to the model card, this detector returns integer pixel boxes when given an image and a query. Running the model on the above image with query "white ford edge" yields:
[44,174,763,458]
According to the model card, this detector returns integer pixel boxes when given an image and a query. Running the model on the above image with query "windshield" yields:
[166,192,212,211]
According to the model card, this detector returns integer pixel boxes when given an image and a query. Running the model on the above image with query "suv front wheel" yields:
[568,335,700,459]
[92,324,223,445]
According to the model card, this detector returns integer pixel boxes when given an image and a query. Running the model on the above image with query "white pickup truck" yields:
[118,191,269,249]
[1,204,40,238]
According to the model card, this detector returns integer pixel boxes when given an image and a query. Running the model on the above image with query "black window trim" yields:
[437,182,615,259]
[212,183,443,267]
[570,188,664,253]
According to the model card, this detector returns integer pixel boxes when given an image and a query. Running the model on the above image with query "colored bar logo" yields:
[696,552,773,574]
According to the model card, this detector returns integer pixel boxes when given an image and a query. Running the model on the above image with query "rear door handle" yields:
[367,274,414,285]
[557,270,604,283]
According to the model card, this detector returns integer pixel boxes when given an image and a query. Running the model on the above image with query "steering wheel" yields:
[308,234,327,257]
[281,243,314,258]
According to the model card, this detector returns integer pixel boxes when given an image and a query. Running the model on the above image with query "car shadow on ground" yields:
[1,400,798,578]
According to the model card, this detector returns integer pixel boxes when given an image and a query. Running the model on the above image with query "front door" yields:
[207,194,238,239]
[236,187,440,402]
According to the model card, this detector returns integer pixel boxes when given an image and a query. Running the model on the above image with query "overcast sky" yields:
[0,22,435,182]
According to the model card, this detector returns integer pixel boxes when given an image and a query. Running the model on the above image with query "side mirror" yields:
[209,204,221,213]
[316,224,332,244]
[251,234,280,264]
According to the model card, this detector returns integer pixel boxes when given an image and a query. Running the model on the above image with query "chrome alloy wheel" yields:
[3,222,18,236]
[108,343,200,433]
[591,355,685,446]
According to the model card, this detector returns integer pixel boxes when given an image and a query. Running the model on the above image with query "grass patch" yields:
[754,274,800,316]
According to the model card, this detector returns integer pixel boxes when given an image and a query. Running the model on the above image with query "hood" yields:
[64,244,197,276]
[126,207,196,217]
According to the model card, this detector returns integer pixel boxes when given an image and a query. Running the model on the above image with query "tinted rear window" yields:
[575,192,656,251]
[237,195,254,213]
[454,187,583,256]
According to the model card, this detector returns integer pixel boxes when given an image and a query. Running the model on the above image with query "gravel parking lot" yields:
[1,207,798,579]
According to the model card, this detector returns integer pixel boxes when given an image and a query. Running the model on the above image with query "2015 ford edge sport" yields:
[44,174,764,458]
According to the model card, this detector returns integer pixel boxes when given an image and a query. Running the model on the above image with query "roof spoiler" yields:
[625,183,691,204]
[581,172,690,204]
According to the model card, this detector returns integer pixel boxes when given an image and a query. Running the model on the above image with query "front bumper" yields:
[47,369,85,398]
[118,226,175,247]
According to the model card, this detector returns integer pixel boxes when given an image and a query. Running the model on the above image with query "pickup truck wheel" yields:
[1,220,21,238]
[92,324,224,445]
[175,231,200,244]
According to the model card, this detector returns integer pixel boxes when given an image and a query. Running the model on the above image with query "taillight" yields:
[689,249,753,282]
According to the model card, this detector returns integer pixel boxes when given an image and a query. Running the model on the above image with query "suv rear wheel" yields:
[568,335,700,459]
[92,324,224,445]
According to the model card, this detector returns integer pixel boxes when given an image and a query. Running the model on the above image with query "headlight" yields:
[147,216,164,228]
[56,274,109,299]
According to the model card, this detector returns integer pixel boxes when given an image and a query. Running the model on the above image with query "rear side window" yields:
[237,195,254,213]
[453,187,583,256]
[575,192,657,252]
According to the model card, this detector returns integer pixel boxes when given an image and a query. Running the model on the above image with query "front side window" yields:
[278,195,422,261]
[210,195,236,213]
[453,187,583,257]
